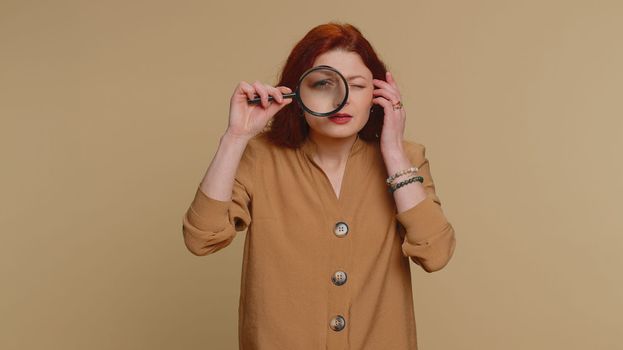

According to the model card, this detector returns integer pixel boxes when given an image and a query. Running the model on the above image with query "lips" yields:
[328,113,352,124]
[329,113,352,119]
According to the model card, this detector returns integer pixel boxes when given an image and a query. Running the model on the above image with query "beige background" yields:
[2,0,622,349]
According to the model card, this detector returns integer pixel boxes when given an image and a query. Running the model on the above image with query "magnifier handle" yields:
[248,92,296,104]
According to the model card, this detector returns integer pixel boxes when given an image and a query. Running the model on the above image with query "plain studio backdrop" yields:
[1,0,622,349]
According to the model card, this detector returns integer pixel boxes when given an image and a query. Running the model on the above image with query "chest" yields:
[250,154,399,254]
[320,163,347,200]
[251,146,396,221]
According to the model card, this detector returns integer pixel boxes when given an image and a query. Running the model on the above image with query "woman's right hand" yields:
[226,81,293,139]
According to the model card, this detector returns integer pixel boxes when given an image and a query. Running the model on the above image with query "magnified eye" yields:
[311,79,336,89]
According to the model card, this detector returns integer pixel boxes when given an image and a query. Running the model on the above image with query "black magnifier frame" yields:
[247,65,349,117]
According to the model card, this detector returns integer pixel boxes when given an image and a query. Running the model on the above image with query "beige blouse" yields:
[182,133,456,350]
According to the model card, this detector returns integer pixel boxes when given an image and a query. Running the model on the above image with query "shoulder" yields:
[235,133,280,184]
[243,132,274,157]
[246,131,298,158]
[401,139,428,167]
[235,134,273,176]
[242,132,298,167]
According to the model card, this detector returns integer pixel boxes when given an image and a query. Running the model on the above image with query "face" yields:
[303,49,374,140]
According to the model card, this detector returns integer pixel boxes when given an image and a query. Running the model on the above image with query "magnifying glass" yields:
[247,65,349,117]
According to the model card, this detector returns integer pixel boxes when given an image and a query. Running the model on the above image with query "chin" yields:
[306,116,368,140]
[313,126,362,140]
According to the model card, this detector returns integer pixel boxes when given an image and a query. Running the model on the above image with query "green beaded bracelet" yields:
[388,175,424,193]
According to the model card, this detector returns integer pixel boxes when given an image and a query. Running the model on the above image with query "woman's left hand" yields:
[372,71,407,154]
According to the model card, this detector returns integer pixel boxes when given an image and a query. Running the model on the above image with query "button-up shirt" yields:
[182,133,456,349]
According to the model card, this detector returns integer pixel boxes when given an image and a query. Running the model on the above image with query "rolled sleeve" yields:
[182,187,239,256]
[397,196,456,272]
[187,186,230,232]
[181,138,257,256]
[396,141,456,272]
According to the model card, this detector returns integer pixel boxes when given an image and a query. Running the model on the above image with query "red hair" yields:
[266,22,388,148]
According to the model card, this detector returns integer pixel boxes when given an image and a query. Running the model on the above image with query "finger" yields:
[372,89,399,105]
[276,86,294,104]
[279,87,293,103]
[374,96,405,115]
[372,79,400,98]
[277,86,293,95]
[372,96,393,111]
[239,81,257,101]
[266,85,285,104]
[252,81,270,108]
[386,71,399,90]
[265,93,293,116]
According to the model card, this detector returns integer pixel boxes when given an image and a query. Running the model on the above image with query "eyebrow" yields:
[346,75,369,81]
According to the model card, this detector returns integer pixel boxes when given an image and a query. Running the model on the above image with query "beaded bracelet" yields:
[386,166,419,185]
[388,175,424,193]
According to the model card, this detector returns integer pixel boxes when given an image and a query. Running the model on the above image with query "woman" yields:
[182,22,456,350]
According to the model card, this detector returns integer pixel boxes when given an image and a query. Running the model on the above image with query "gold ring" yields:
[392,101,403,111]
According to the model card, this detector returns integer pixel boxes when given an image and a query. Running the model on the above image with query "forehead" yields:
[312,50,372,80]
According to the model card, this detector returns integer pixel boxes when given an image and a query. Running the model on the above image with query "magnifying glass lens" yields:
[299,69,347,115]
[246,65,349,117]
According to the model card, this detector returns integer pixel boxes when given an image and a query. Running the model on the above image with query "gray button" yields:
[331,270,347,286]
[334,222,349,237]
[329,315,346,331]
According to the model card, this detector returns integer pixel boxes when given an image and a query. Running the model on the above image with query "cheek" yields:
[353,88,374,105]
[304,114,323,129]
[365,87,374,99]
[354,90,374,111]
[303,114,314,125]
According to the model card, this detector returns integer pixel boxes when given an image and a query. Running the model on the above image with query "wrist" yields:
[380,138,404,155]
[382,150,411,175]
[221,130,252,149]
[223,129,253,144]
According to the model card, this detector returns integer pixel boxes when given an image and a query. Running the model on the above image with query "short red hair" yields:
[266,22,388,148]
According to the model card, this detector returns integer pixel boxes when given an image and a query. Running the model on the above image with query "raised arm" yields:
[182,81,292,256]
[373,72,456,272]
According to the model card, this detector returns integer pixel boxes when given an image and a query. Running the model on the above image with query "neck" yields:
[308,131,358,167]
